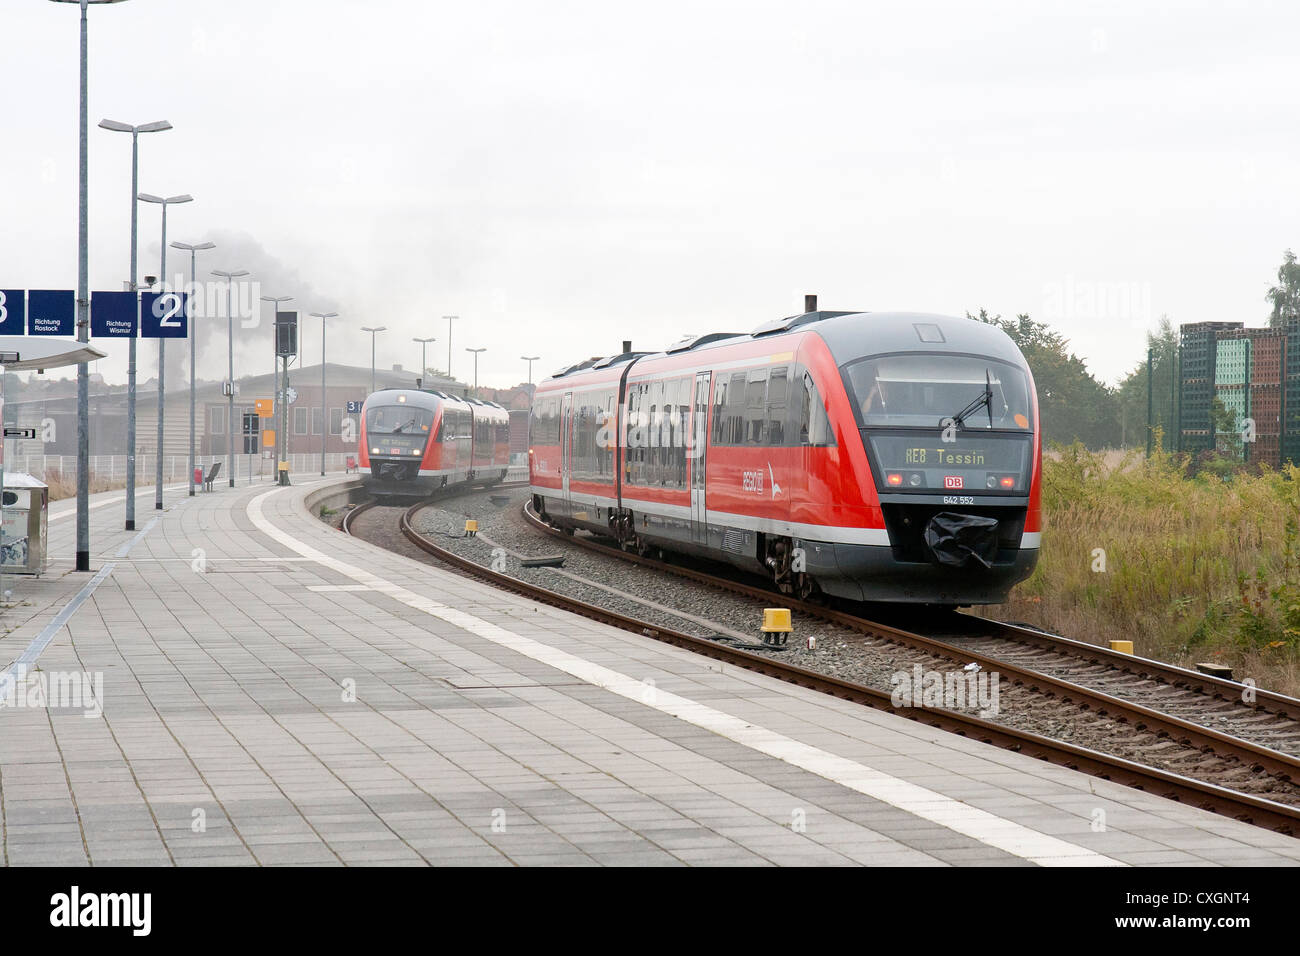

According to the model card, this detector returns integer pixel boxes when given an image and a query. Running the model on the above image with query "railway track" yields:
[342,488,1300,835]
[519,500,1300,769]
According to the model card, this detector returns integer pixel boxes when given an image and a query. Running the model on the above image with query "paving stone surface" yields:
[0,477,1297,867]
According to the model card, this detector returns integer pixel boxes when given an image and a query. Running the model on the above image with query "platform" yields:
[1,476,1298,866]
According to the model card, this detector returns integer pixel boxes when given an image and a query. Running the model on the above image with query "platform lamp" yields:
[309,311,338,475]
[361,326,386,393]
[414,336,436,385]
[212,268,250,486]
[98,116,172,528]
[466,347,486,399]
[170,239,215,496]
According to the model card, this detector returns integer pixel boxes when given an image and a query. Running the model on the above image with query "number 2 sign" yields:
[139,291,189,338]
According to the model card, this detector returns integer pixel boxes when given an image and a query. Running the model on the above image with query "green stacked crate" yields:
[1214,337,1250,457]
[1286,318,1300,466]
[1179,322,1243,453]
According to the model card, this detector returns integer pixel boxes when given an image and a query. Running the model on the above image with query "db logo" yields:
[943,475,963,489]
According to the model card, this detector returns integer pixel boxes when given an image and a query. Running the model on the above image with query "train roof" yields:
[539,309,1028,388]
[363,388,509,412]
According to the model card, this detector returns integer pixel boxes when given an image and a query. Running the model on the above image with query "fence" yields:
[8,453,361,485]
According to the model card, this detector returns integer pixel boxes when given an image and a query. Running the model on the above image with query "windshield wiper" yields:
[391,417,417,434]
[947,369,994,430]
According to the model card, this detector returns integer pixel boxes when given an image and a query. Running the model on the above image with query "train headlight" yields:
[412,448,421,455]
[999,475,1016,489]
[907,472,923,487]
[886,472,903,486]
[986,475,998,488]
[371,447,380,455]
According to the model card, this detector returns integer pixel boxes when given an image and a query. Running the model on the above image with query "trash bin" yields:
[1,472,49,576]
[194,466,204,486]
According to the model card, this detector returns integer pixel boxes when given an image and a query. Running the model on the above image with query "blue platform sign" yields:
[27,289,75,336]
[90,291,138,337]
[346,400,363,414]
[0,290,24,335]
[139,291,188,338]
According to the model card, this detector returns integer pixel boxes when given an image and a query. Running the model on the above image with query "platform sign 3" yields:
[346,400,363,414]
[89,291,139,337]
[139,291,189,338]
[27,290,75,336]
[0,290,25,335]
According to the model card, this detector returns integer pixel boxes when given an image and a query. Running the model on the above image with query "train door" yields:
[690,371,710,544]
[560,391,573,510]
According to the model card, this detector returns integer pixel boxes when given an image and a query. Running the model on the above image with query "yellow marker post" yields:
[465,519,479,537]
[1110,640,1134,654]
[762,608,792,647]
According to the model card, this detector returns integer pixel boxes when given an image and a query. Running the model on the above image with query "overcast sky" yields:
[3,0,1297,391]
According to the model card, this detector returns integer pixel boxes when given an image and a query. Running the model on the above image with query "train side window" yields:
[725,372,746,444]
[800,372,834,446]
[602,391,616,479]
[659,378,676,487]
[745,369,767,444]
[711,377,728,444]
[673,376,690,487]
[767,366,788,445]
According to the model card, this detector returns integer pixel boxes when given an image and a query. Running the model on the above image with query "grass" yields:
[36,471,164,502]
[982,441,1300,696]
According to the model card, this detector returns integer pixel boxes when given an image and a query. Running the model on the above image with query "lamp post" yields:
[443,315,457,385]
[49,0,133,569]
[466,347,486,399]
[310,311,337,475]
[413,336,435,384]
[138,192,192,510]
[213,269,249,486]
[98,117,171,529]
[261,295,293,479]
[361,327,386,393]
[521,355,540,387]
[170,240,214,496]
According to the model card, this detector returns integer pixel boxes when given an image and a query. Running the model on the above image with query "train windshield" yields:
[366,404,434,435]
[843,354,1032,431]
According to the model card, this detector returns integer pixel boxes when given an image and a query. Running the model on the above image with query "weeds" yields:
[984,442,1300,695]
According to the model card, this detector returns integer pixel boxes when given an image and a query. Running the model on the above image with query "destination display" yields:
[867,432,1031,494]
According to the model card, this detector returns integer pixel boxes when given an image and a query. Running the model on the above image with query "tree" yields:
[1267,249,1300,328]
[1114,317,1179,451]
[968,309,1120,448]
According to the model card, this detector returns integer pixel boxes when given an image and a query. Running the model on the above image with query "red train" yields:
[529,308,1042,605]
[359,388,510,497]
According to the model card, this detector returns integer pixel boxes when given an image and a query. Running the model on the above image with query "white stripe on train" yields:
[530,485,1041,550]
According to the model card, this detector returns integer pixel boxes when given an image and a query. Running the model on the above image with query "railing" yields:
[8,453,363,486]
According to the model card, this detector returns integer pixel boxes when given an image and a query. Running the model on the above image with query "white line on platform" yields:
[248,488,1123,867]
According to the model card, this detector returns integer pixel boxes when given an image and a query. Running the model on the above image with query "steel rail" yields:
[366,499,1300,836]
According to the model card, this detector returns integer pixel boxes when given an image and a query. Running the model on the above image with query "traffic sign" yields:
[4,427,36,440]
[262,428,276,449]
[90,291,138,337]
[346,400,363,414]
[0,290,25,335]
[139,291,188,338]
[255,398,273,418]
[284,386,298,405]
[27,290,75,336]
